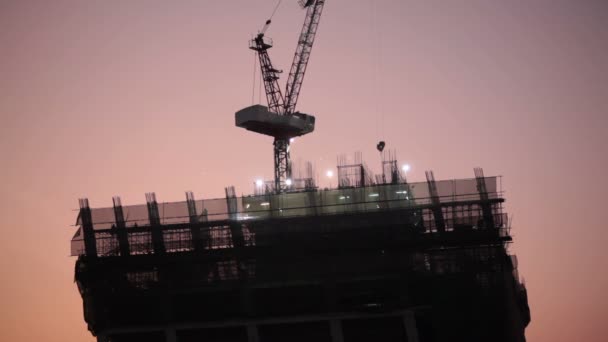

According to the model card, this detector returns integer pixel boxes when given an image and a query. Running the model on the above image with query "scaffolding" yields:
[72,176,505,258]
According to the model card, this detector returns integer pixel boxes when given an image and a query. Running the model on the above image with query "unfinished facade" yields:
[72,168,529,342]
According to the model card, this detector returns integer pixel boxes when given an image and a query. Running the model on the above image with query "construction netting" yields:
[75,177,499,231]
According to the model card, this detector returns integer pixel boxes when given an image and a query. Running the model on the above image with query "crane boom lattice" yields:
[250,35,285,115]
[236,0,325,193]
[284,0,325,115]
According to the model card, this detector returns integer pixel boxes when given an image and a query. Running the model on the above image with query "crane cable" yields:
[252,51,257,105]
[270,0,283,20]
[371,0,385,144]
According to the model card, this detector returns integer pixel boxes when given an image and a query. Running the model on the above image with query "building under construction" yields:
[72,164,530,342]
[72,1,529,340]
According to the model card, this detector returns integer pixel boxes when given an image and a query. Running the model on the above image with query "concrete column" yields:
[112,196,131,257]
[186,191,204,252]
[165,328,177,342]
[79,198,98,257]
[246,324,259,342]
[403,311,419,342]
[146,193,166,255]
[330,319,344,342]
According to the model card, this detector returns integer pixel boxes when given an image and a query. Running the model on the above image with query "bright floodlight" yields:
[285,179,293,186]
[402,164,411,173]
[326,170,333,178]
[289,138,296,143]
[255,179,263,187]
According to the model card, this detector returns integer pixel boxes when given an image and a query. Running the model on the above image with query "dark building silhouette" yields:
[72,166,530,342]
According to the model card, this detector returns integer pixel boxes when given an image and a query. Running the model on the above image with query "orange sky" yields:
[1,1,607,341]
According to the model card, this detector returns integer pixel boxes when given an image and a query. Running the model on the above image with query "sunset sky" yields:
[1,1,607,341]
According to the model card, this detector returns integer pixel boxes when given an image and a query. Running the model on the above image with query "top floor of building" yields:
[71,169,508,258]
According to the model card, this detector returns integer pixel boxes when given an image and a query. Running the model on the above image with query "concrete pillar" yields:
[79,198,98,257]
[112,196,131,257]
[425,171,445,233]
[246,324,259,342]
[403,311,419,342]
[186,191,204,252]
[330,319,344,342]
[474,168,495,229]
[146,193,166,255]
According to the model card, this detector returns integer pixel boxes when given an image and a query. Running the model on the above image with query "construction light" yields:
[255,179,263,187]
[402,164,411,173]
[326,170,333,178]
[290,138,296,143]
[285,179,293,186]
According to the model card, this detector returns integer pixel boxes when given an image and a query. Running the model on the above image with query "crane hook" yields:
[261,19,272,35]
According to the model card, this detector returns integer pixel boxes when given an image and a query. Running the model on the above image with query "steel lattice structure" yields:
[284,0,325,115]
[247,0,326,193]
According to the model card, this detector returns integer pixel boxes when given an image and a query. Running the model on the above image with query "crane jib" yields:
[284,0,325,115]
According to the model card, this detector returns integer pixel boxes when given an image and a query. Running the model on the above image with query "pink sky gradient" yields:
[1,1,607,341]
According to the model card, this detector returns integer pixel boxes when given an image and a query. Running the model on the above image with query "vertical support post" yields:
[403,311,420,342]
[79,198,98,258]
[226,187,247,281]
[425,171,446,233]
[474,168,495,229]
[186,191,198,224]
[146,192,165,255]
[225,186,239,221]
[329,319,344,342]
[225,187,245,248]
[391,160,400,184]
[112,196,131,257]
[359,164,365,187]
[186,191,204,252]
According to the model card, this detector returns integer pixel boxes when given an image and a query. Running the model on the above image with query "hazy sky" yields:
[1,1,607,341]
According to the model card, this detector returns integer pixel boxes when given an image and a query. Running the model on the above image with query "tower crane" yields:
[235,0,326,193]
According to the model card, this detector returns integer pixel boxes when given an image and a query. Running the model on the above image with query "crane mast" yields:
[236,0,325,193]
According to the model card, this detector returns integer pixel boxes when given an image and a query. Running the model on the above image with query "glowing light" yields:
[237,214,251,221]
[285,179,293,186]
[402,164,411,173]
[326,170,333,178]
[260,202,270,206]
[290,138,295,143]
[369,193,379,197]
[255,179,263,187]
